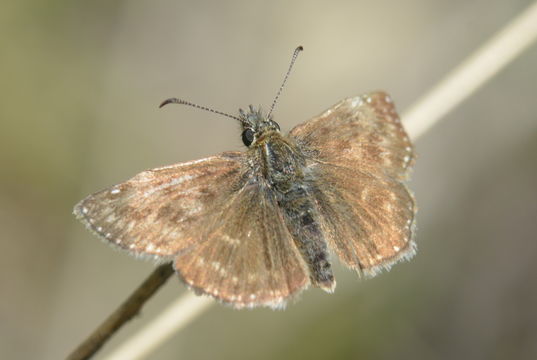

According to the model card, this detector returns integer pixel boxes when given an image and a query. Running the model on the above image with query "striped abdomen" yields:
[262,138,335,291]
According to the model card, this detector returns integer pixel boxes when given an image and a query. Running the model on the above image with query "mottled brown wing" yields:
[289,91,416,275]
[174,179,310,309]
[310,162,416,276]
[74,151,310,308]
[73,152,245,259]
[289,91,414,180]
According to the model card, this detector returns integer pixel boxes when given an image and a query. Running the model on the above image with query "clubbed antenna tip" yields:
[159,98,179,108]
[267,45,304,119]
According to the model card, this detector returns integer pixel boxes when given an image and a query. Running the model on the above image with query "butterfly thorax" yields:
[258,134,304,192]
[238,107,300,186]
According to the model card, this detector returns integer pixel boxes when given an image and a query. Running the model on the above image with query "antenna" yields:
[159,98,242,122]
[267,45,304,119]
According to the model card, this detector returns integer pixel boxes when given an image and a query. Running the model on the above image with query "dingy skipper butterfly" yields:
[74,46,417,309]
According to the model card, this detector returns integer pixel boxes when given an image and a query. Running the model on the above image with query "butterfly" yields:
[74,46,416,309]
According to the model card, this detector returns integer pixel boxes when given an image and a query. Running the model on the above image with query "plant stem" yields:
[66,263,174,360]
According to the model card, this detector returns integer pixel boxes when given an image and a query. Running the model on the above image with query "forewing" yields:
[310,162,416,276]
[289,91,414,180]
[174,179,311,309]
[73,152,244,259]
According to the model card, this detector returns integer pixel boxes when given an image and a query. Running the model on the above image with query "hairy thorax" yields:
[255,131,306,191]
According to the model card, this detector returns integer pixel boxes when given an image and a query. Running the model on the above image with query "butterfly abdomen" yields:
[278,184,335,292]
[262,138,335,292]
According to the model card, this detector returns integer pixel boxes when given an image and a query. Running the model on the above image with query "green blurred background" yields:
[1,1,537,359]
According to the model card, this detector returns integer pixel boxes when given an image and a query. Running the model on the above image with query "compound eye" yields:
[241,128,255,146]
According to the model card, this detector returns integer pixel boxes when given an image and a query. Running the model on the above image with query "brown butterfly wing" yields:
[290,91,414,180]
[73,152,245,259]
[74,151,310,308]
[174,179,310,309]
[289,91,417,275]
[309,163,416,276]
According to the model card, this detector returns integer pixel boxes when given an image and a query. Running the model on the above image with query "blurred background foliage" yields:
[1,1,536,359]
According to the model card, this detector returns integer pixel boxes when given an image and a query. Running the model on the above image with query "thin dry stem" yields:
[105,293,214,360]
[66,263,174,360]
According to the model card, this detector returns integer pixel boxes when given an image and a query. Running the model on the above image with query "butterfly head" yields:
[239,105,281,147]
[160,46,302,149]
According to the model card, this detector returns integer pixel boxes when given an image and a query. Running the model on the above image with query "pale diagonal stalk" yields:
[404,0,537,139]
[104,2,537,359]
